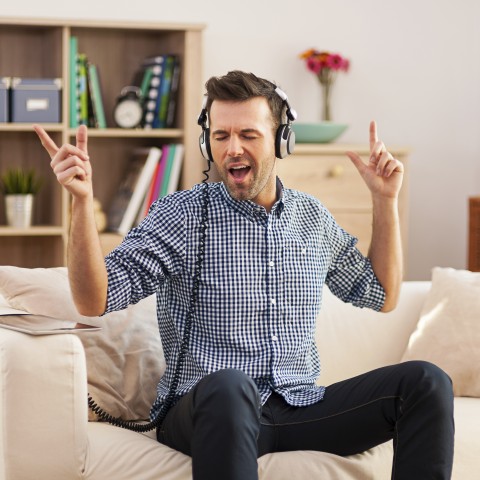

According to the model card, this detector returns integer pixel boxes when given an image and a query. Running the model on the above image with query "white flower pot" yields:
[5,194,34,228]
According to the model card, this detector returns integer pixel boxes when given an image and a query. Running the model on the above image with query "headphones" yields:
[197,85,297,162]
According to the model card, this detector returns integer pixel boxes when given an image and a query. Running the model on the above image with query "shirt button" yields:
[268,261,274,267]
[271,298,276,305]
[272,335,278,341]
[301,248,307,255]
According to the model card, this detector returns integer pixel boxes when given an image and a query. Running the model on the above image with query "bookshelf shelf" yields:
[0,123,64,132]
[0,226,64,236]
[68,128,183,138]
[0,17,205,267]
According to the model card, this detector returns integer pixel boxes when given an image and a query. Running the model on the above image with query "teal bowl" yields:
[292,122,348,143]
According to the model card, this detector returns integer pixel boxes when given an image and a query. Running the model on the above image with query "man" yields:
[34,70,454,480]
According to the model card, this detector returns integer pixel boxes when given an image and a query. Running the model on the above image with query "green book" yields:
[77,53,88,125]
[139,66,154,99]
[69,36,78,128]
[159,144,177,197]
[87,63,107,128]
[157,55,175,128]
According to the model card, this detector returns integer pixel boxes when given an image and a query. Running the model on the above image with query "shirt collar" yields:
[219,177,288,219]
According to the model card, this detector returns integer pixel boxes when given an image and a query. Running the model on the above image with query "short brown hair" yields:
[204,71,285,132]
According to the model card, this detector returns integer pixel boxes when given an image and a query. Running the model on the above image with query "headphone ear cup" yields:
[199,128,213,162]
[275,124,296,159]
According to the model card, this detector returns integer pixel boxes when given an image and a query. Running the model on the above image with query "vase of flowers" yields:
[299,49,350,122]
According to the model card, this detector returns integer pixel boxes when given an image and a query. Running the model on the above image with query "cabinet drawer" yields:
[277,154,371,211]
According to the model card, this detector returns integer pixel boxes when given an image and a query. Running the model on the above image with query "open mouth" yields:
[229,165,251,183]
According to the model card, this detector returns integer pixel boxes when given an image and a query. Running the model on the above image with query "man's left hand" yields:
[346,121,404,200]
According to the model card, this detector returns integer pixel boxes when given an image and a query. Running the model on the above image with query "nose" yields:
[227,135,244,158]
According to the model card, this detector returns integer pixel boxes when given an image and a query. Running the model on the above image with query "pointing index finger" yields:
[76,124,88,154]
[33,124,59,159]
[369,120,378,151]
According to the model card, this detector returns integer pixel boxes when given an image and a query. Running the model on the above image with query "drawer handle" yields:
[328,165,344,178]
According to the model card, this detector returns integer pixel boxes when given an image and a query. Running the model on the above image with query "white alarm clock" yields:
[113,86,143,128]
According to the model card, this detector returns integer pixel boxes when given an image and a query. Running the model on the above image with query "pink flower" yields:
[327,54,344,70]
[299,49,350,76]
[307,57,321,74]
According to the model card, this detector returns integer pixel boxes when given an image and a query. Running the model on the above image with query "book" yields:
[166,56,181,128]
[69,36,79,128]
[136,150,164,223]
[139,66,154,99]
[108,147,162,235]
[141,55,165,129]
[166,144,184,195]
[153,144,168,199]
[155,55,176,128]
[87,63,107,128]
[77,53,89,125]
[159,144,177,197]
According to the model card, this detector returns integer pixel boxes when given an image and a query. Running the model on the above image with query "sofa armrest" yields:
[0,328,88,480]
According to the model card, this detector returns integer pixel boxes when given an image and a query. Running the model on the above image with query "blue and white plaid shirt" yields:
[104,180,385,420]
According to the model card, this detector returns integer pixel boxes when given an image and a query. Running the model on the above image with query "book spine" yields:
[117,147,162,235]
[166,56,181,128]
[160,144,177,197]
[157,55,175,128]
[142,56,165,130]
[151,55,168,129]
[69,36,79,128]
[77,54,88,125]
[167,144,184,195]
[154,144,169,199]
[87,63,107,128]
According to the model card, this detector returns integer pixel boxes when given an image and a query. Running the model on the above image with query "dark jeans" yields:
[157,361,454,480]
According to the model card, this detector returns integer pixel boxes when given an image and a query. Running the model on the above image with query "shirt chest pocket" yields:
[283,241,324,307]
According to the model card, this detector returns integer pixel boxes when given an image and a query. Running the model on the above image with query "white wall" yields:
[3,0,480,279]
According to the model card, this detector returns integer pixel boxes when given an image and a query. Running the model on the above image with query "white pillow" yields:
[401,267,480,397]
[0,266,165,421]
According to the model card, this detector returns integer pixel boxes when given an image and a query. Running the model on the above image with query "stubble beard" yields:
[221,155,277,204]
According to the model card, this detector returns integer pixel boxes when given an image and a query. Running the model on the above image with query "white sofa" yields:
[0,270,478,480]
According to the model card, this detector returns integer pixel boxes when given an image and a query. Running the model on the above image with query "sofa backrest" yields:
[315,281,431,386]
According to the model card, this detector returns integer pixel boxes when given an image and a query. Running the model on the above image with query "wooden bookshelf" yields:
[0,17,205,267]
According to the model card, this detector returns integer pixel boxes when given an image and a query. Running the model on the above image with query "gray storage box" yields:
[0,77,10,122]
[11,78,62,123]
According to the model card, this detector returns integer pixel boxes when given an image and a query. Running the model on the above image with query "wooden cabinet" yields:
[277,144,410,257]
[0,17,204,267]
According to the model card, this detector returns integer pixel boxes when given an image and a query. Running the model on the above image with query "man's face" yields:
[209,97,278,211]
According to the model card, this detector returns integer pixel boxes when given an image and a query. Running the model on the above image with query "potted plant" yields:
[0,167,43,227]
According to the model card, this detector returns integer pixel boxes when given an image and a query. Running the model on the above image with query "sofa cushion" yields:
[401,267,480,397]
[0,266,164,421]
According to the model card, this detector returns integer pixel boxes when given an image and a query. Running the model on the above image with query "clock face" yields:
[114,98,143,128]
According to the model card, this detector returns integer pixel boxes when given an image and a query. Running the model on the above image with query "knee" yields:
[403,360,453,409]
[195,369,261,418]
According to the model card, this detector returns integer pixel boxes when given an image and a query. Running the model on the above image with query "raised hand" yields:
[346,121,403,200]
[33,124,92,199]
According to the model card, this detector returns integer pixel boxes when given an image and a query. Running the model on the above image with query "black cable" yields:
[88,161,211,432]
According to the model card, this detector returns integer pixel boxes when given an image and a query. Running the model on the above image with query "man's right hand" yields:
[33,124,93,199]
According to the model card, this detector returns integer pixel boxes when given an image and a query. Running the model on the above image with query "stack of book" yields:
[107,144,184,236]
[134,54,181,129]
[69,36,107,129]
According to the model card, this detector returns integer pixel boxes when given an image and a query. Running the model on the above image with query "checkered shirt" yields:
[104,180,385,420]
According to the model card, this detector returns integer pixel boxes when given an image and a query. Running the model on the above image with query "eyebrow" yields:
[212,128,262,135]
